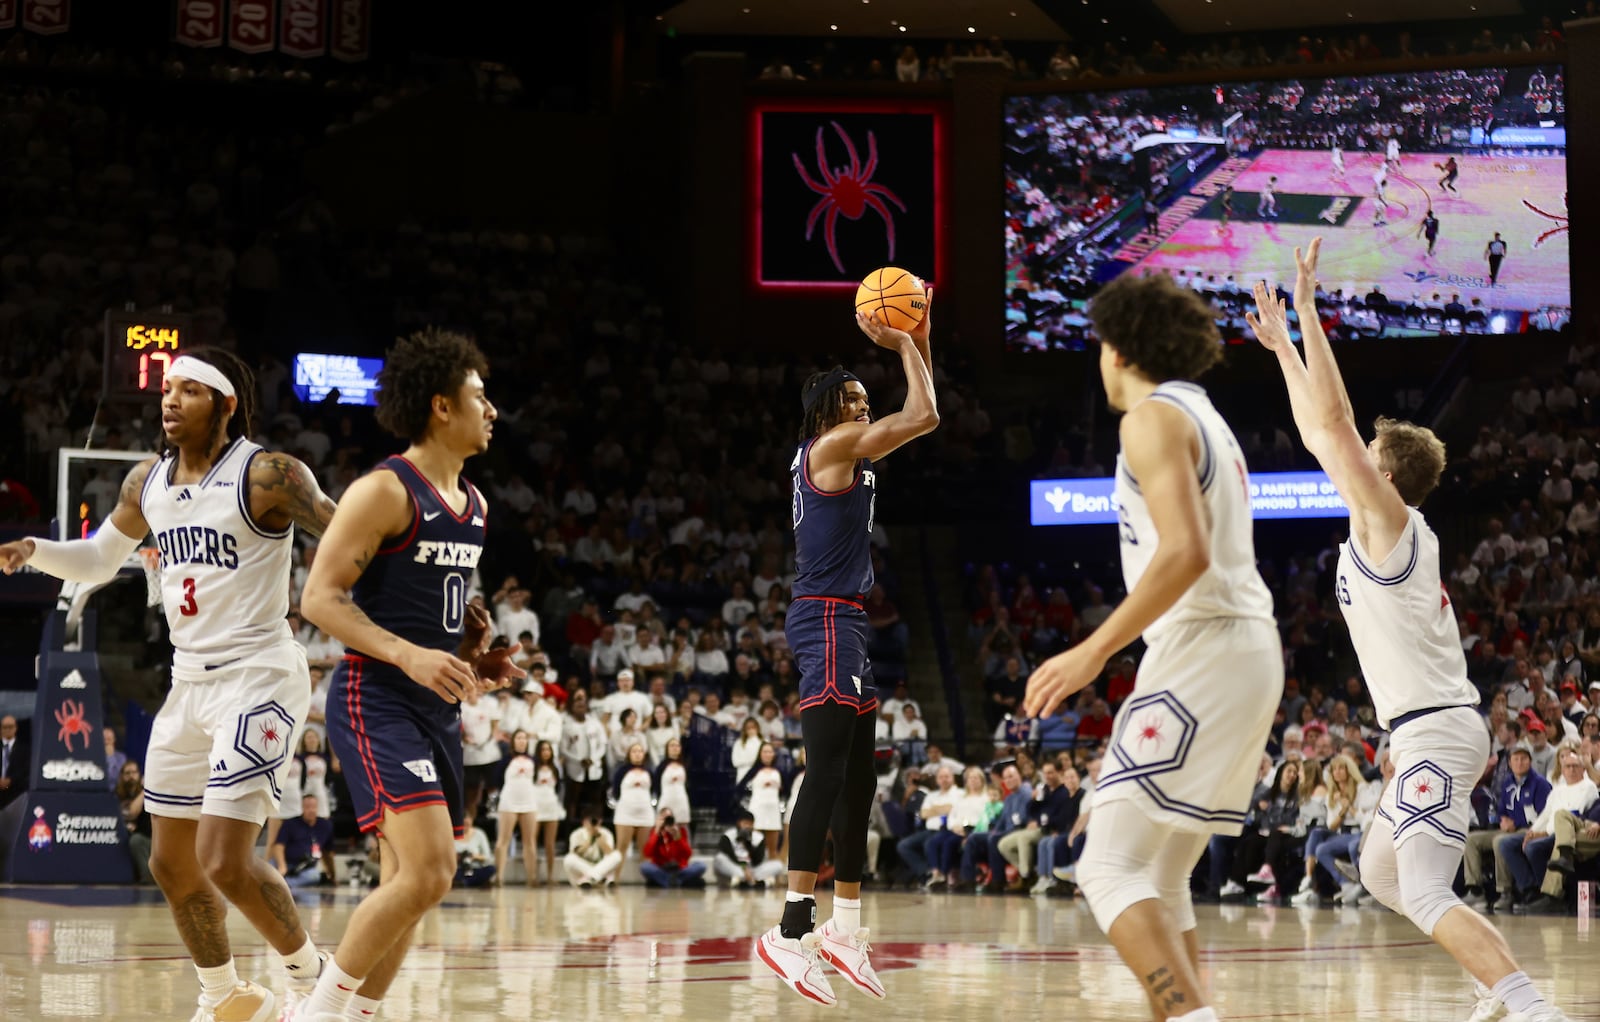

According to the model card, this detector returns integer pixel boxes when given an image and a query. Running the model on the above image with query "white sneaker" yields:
[1465,980,1508,1022]
[1052,865,1076,884]
[1334,883,1363,905]
[1030,876,1056,895]
[1297,875,1315,894]
[282,951,329,1017]
[816,920,886,999]
[1218,880,1245,898]
[189,982,276,1022]
[756,926,836,1006]
[1290,888,1319,907]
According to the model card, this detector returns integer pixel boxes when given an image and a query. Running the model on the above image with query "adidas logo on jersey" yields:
[212,759,227,773]
[176,489,193,502]
[403,759,439,783]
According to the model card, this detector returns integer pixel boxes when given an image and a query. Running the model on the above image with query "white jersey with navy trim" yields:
[1335,507,1477,728]
[140,437,294,675]
[1112,381,1275,642]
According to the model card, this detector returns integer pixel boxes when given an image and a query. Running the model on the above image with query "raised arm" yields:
[299,471,477,704]
[1023,400,1210,717]
[814,298,939,468]
[1247,238,1408,555]
[248,452,338,538]
[0,459,154,581]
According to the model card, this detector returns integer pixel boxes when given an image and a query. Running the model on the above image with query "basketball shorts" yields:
[1374,705,1487,852]
[144,641,311,826]
[787,596,877,715]
[1093,617,1284,835]
[327,654,466,839]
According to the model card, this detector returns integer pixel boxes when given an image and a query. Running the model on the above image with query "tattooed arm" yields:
[248,452,338,538]
[300,471,478,704]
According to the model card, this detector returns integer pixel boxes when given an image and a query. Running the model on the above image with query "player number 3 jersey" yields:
[139,437,293,674]
[1111,382,1275,642]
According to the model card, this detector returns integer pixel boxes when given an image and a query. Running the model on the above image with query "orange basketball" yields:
[855,266,927,332]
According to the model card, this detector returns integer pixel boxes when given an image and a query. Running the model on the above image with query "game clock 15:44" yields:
[102,309,192,397]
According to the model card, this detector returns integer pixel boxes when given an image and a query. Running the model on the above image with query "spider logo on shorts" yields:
[1134,713,1166,750]
[258,720,283,748]
[1412,777,1434,798]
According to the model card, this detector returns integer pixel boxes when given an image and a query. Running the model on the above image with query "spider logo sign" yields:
[54,699,94,753]
[792,121,907,274]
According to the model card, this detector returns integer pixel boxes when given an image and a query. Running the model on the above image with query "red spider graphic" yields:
[792,121,907,274]
[258,720,282,748]
[54,699,93,753]
[1413,778,1434,798]
[1134,714,1166,750]
[1521,193,1568,249]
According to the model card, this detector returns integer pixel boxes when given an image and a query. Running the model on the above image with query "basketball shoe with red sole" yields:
[816,920,886,999]
[755,926,837,1006]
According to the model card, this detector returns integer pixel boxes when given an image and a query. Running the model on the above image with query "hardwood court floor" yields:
[2,883,1598,1021]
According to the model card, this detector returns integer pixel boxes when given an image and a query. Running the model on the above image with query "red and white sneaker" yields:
[755,926,836,1006]
[816,920,885,999]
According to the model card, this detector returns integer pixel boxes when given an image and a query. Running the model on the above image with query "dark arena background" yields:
[0,1,1598,1020]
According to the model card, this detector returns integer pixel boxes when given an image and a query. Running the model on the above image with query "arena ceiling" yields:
[656,0,1531,39]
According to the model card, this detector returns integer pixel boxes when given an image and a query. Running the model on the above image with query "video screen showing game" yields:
[1004,65,1568,351]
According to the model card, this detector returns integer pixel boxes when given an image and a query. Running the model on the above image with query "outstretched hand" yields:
[1245,281,1292,354]
[1293,237,1322,308]
[475,643,528,693]
[855,308,914,352]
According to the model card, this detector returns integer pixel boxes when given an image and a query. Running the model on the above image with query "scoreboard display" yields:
[102,310,191,397]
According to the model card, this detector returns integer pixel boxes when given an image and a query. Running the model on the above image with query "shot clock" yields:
[102,309,192,398]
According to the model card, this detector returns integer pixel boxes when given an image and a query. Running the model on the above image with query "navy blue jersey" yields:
[349,456,487,655]
[790,439,875,600]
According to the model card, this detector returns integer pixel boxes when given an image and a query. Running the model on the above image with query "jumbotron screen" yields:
[1003,65,1568,351]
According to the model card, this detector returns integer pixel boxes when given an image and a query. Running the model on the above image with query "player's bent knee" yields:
[1076,851,1159,933]
[1399,875,1461,936]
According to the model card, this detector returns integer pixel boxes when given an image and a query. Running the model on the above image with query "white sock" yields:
[195,959,239,1005]
[302,958,364,1018]
[347,994,382,1019]
[282,935,322,977]
[785,891,811,904]
[1169,1008,1219,1022]
[1491,972,1545,1015]
[832,896,862,934]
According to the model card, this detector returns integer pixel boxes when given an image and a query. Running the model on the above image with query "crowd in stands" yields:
[751,10,1575,84]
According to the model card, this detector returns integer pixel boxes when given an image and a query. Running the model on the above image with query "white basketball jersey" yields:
[1112,382,1275,642]
[1335,507,1477,728]
[140,437,293,674]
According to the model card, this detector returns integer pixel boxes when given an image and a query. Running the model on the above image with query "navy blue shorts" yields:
[326,655,465,839]
[786,596,877,715]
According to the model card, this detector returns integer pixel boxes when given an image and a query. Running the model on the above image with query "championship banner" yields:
[174,0,223,48]
[228,0,277,54]
[279,0,325,58]
[0,1,17,31]
[328,0,370,62]
[21,0,69,35]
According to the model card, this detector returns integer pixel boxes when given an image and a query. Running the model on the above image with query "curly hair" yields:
[1373,416,1446,506]
[797,366,850,441]
[375,327,489,444]
[1087,272,1223,382]
[158,345,257,458]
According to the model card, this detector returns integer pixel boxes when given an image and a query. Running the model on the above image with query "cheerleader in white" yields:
[496,731,540,886]
[742,742,787,864]
[531,740,566,885]
[645,704,679,766]
[654,737,693,829]
[611,743,657,862]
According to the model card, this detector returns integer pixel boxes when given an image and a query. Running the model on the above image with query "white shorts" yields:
[1375,705,1488,852]
[144,642,311,826]
[1093,617,1284,835]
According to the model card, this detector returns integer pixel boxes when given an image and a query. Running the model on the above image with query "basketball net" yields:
[138,546,162,607]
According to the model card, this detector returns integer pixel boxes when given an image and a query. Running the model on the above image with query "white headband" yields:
[167,355,236,398]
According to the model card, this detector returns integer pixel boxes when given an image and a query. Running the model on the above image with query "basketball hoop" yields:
[138,546,162,607]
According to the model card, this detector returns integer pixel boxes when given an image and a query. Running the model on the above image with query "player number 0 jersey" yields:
[1111,382,1275,642]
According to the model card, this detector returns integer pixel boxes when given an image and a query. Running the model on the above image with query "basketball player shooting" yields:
[755,294,938,1006]
[0,349,337,1022]
[1022,274,1283,1022]
[1248,238,1571,1022]
[289,328,523,1022]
